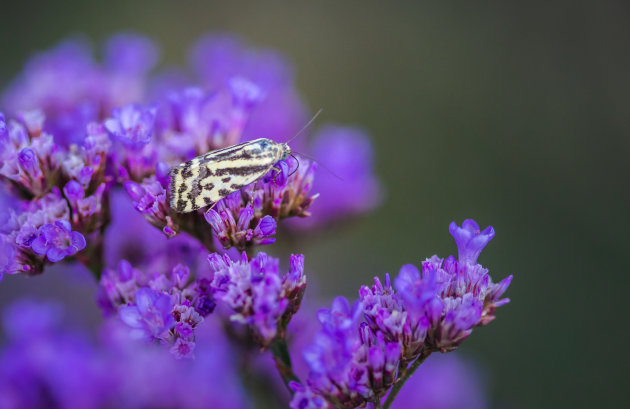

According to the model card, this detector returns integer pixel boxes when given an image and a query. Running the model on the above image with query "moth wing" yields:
[168,144,279,213]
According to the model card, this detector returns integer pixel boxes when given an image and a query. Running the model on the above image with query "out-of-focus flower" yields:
[1,35,158,146]
[208,251,306,347]
[0,189,70,276]
[119,287,175,340]
[105,103,157,148]
[390,354,487,409]
[99,258,214,358]
[0,299,250,409]
[189,34,309,150]
[295,125,382,228]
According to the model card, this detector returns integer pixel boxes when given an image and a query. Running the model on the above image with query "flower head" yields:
[299,126,382,228]
[449,219,495,264]
[99,255,215,358]
[105,103,157,148]
[30,220,86,262]
[208,251,306,346]
[119,287,175,340]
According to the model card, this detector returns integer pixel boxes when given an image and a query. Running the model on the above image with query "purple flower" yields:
[17,147,41,177]
[299,297,401,408]
[204,197,277,250]
[449,219,495,264]
[0,299,250,409]
[154,82,262,160]
[104,33,159,75]
[208,251,306,347]
[388,220,512,352]
[119,287,175,340]
[99,253,214,357]
[0,189,69,275]
[124,176,179,238]
[198,156,317,250]
[1,39,103,145]
[0,114,62,197]
[390,354,487,409]
[296,125,382,228]
[105,103,157,148]
[289,382,332,409]
[189,34,310,150]
[30,220,86,263]
[63,179,85,202]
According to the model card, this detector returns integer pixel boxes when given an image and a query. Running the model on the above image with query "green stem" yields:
[383,350,432,409]
[270,337,301,391]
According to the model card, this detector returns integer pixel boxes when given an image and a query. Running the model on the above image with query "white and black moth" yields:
[168,138,291,213]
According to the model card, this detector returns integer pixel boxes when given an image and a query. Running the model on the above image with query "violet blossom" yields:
[293,219,512,408]
[208,251,306,347]
[0,299,250,409]
[190,34,310,151]
[296,125,382,228]
[1,35,158,146]
[99,253,215,358]
[30,220,86,262]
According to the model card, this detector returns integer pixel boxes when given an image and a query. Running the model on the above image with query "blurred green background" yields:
[1,1,628,408]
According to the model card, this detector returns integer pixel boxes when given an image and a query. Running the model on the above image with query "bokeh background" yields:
[1,1,628,408]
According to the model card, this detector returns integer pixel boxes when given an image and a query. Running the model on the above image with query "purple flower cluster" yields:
[205,157,317,250]
[0,33,382,281]
[104,77,317,251]
[208,251,306,347]
[99,258,214,358]
[0,189,83,276]
[0,110,112,276]
[292,297,401,408]
[297,125,382,228]
[1,35,158,147]
[291,220,511,408]
[0,299,249,409]
[0,32,512,409]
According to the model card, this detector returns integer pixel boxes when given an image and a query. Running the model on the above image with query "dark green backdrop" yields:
[1,2,628,408]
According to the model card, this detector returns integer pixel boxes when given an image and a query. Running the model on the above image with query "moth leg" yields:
[271,165,283,186]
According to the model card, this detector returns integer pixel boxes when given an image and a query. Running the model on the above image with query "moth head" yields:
[280,143,291,160]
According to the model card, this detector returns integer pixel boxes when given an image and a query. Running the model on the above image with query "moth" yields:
[168,138,291,213]
[168,110,322,213]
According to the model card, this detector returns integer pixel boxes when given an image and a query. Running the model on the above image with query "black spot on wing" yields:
[181,167,193,179]
[214,164,270,177]
[218,188,231,197]
[222,177,231,183]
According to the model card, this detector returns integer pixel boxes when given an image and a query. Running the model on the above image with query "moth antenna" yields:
[288,153,300,177]
[293,151,343,181]
[285,108,323,145]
